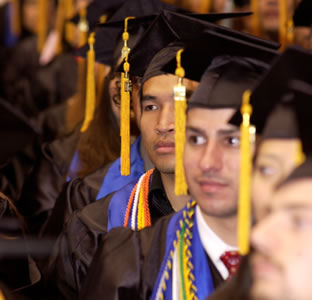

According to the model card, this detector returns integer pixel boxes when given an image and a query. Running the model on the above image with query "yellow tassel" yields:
[238,90,253,255]
[279,0,288,50]
[64,0,75,44]
[251,0,261,37]
[37,0,48,53]
[78,7,89,47]
[10,0,21,37]
[120,16,135,176]
[295,141,306,167]
[99,15,108,24]
[200,0,211,13]
[55,0,65,55]
[286,19,294,46]
[80,32,96,133]
[174,49,188,195]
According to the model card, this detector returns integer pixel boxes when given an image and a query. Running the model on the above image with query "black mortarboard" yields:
[159,27,278,110]
[289,79,312,156]
[261,103,298,140]
[70,0,127,29]
[187,55,270,110]
[233,0,250,7]
[164,28,278,82]
[0,98,40,164]
[76,0,186,66]
[276,80,312,186]
[70,0,186,29]
[230,46,312,133]
[125,10,261,78]
[293,0,312,27]
[142,42,184,84]
[77,15,157,66]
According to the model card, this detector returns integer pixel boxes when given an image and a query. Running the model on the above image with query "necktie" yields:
[220,251,241,279]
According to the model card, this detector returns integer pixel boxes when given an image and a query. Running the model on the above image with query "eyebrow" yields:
[217,128,240,136]
[142,88,194,103]
[278,203,312,212]
[186,126,206,136]
[141,95,157,103]
[186,127,239,136]
[258,153,283,163]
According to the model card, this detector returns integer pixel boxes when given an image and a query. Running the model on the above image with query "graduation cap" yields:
[289,79,312,156]
[71,0,186,31]
[293,0,312,27]
[275,80,312,186]
[69,0,127,30]
[0,98,40,165]
[230,46,312,134]
[233,0,250,7]
[161,29,278,111]
[125,10,277,78]
[261,103,298,140]
[76,0,189,67]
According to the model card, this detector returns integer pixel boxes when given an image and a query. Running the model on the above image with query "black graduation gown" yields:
[2,35,78,119]
[41,170,175,299]
[0,192,41,294]
[41,162,111,238]
[79,215,224,300]
[206,255,251,300]
[17,126,81,235]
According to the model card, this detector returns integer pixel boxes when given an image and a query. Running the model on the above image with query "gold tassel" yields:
[37,0,48,53]
[279,0,287,50]
[64,0,75,44]
[80,32,96,133]
[200,0,211,13]
[99,15,108,24]
[10,0,21,37]
[251,0,261,37]
[295,140,305,166]
[55,0,65,55]
[0,290,5,300]
[286,19,294,46]
[174,49,188,196]
[78,7,89,47]
[238,90,253,255]
[120,16,135,176]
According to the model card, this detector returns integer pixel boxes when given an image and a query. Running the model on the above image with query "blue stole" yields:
[96,137,144,200]
[107,179,137,231]
[66,151,81,182]
[107,171,154,231]
[151,205,215,300]
[4,4,18,47]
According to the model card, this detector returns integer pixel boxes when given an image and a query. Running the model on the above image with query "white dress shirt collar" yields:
[195,205,237,280]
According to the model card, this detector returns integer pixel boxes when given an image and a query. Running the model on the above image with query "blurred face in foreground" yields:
[251,178,312,300]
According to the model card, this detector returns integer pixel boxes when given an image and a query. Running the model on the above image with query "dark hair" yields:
[76,71,121,177]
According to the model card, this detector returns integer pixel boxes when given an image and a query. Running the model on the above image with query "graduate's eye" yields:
[187,135,206,145]
[143,104,158,112]
[257,165,276,177]
[224,136,240,147]
[290,214,312,231]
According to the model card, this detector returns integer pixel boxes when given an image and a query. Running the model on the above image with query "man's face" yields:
[140,74,198,174]
[259,0,296,34]
[184,108,241,218]
[252,139,299,220]
[23,0,56,34]
[251,179,312,300]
